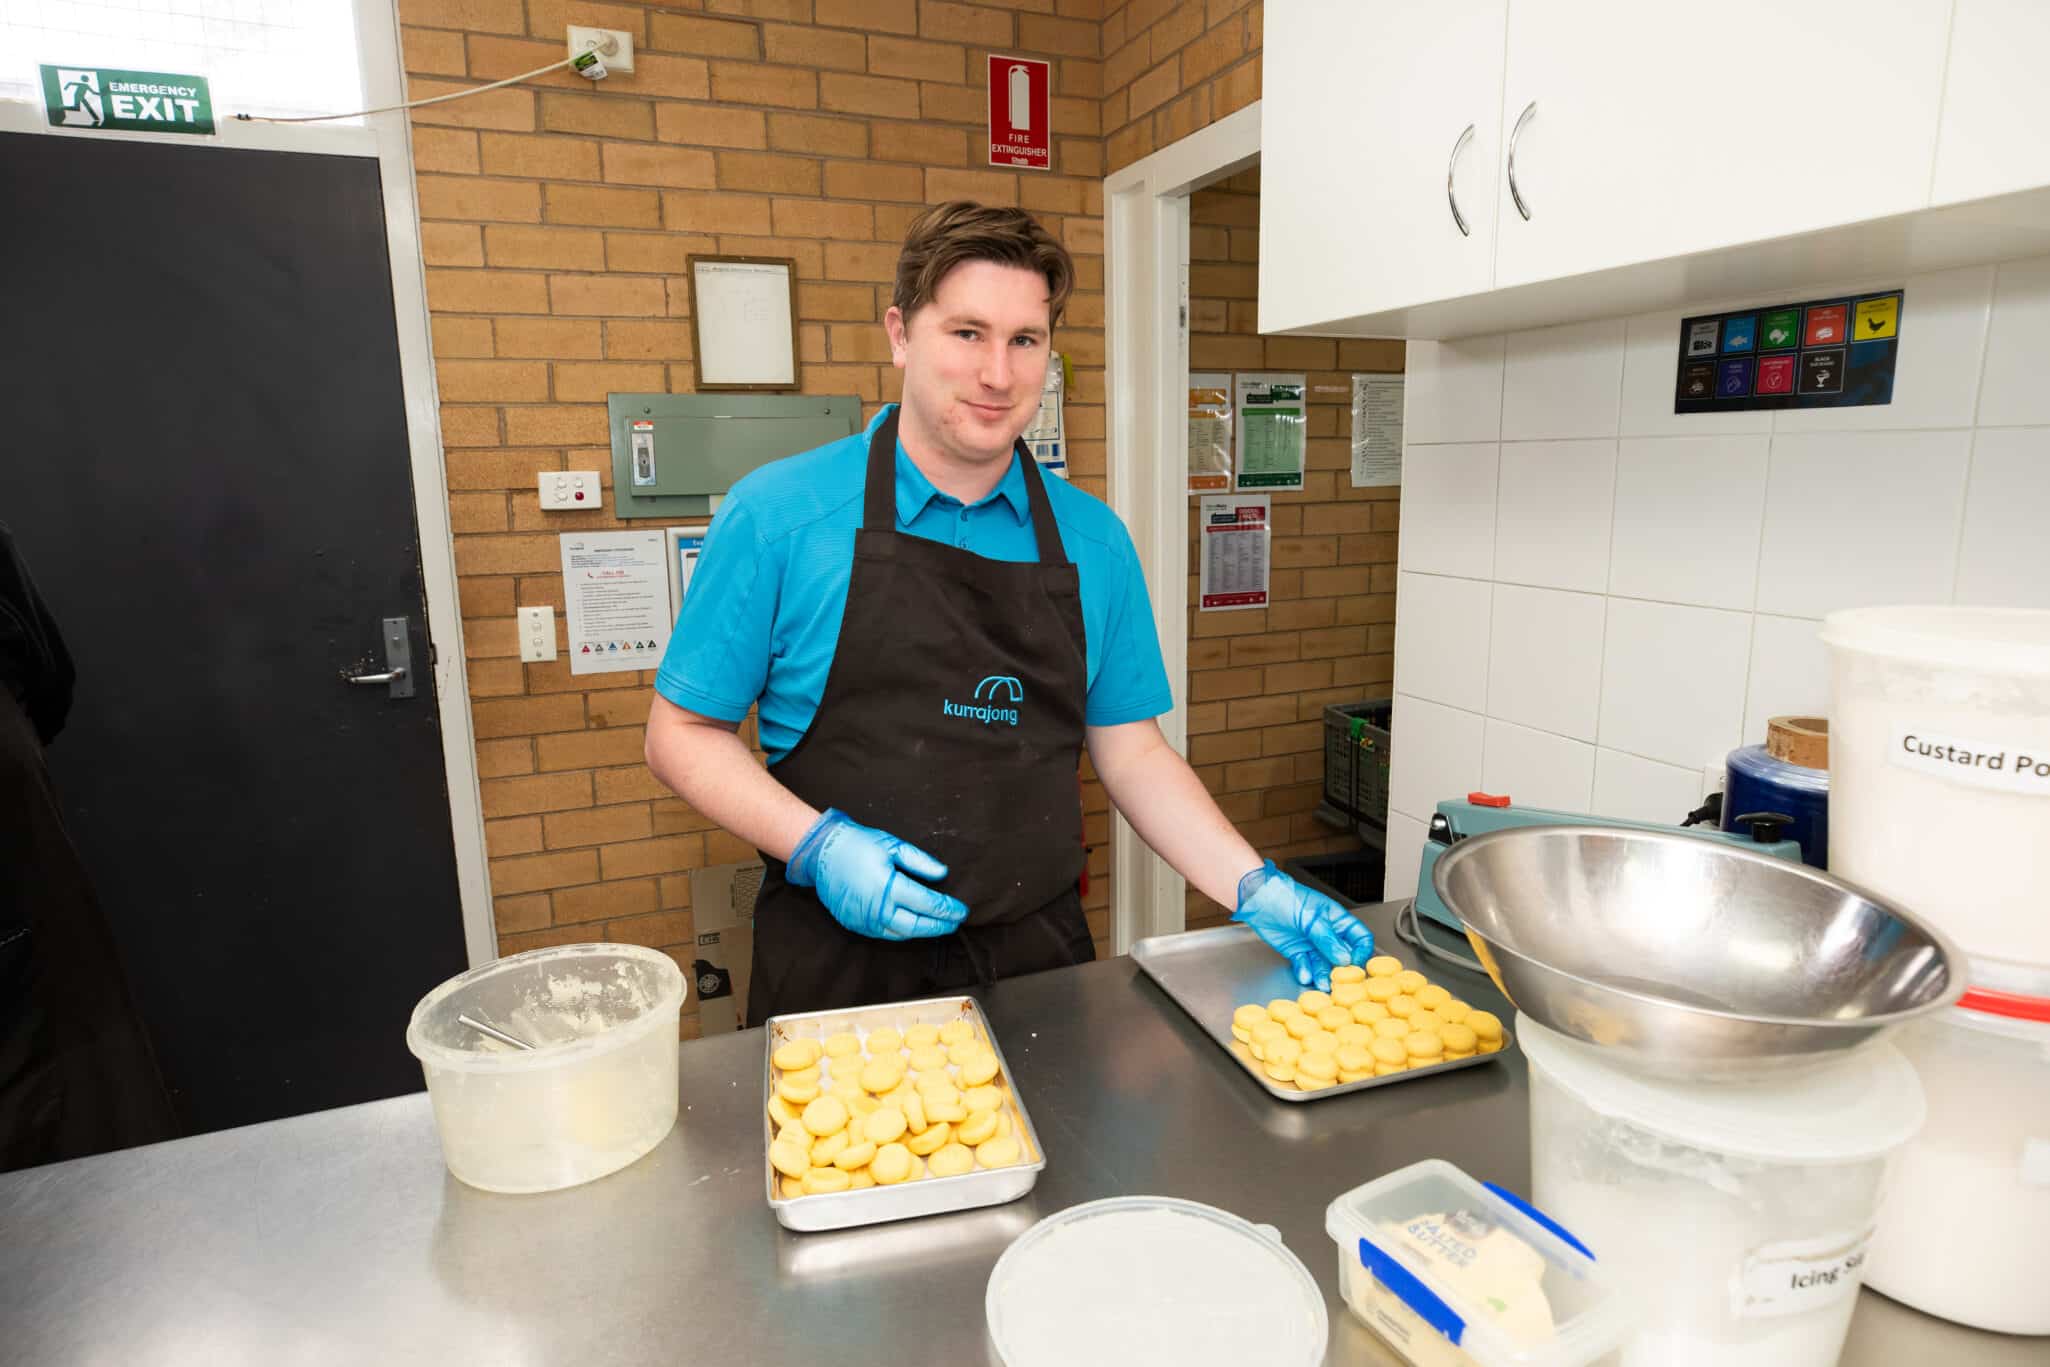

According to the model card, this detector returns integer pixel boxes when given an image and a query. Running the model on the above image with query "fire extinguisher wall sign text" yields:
[987,54,1051,171]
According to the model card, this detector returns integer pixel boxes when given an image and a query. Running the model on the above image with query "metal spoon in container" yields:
[457,1013,535,1051]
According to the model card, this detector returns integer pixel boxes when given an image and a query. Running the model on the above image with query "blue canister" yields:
[1723,740,1830,868]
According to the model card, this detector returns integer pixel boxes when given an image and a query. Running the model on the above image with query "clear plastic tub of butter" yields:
[1324,1159,1633,1366]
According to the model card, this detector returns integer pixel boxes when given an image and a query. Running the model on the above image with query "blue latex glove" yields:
[1232,860,1376,991]
[785,808,969,941]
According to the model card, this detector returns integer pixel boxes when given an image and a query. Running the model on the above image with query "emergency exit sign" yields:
[41,64,214,136]
[988,54,1050,171]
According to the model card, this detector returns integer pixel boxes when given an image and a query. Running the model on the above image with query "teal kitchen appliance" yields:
[1412,793,1804,934]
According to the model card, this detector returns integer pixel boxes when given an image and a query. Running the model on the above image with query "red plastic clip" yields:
[1467,791,1512,808]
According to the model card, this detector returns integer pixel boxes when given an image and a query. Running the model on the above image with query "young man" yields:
[644,202,1372,1025]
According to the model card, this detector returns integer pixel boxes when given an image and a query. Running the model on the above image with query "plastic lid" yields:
[1517,1015,1925,1163]
[1325,1160,1634,1367]
[986,1197,1327,1367]
[1820,605,2050,676]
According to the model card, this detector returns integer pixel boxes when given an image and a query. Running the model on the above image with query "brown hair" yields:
[892,200,1075,328]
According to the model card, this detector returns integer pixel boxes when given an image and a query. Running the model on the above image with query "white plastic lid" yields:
[1821,604,2050,677]
[985,1196,1327,1367]
[1325,1159,1634,1367]
[1517,1015,1925,1163]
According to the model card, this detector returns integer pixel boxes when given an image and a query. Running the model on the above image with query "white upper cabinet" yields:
[1258,0,1507,335]
[1491,0,1953,289]
[1930,0,2050,205]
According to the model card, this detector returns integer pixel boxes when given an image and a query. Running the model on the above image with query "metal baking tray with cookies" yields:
[762,994,1047,1233]
[1132,924,1513,1103]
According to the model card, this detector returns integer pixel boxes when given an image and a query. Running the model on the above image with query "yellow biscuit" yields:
[1374,1061,1409,1076]
[927,1098,968,1124]
[1297,990,1333,1014]
[913,1069,953,1092]
[1395,970,1428,995]
[1283,1012,1319,1040]
[1353,1000,1391,1024]
[1365,978,1400,1003]
[1405,1031,1445,1062]
[859,1058,905,1094]
[803,1166,852,1194]
[776,1121,811,1150]
[1330,964,1367,985]
[823,1032,862,1059]
[1266,1036,1303,1066]
[957,1109,999,1146]
[976,1136,1022,1169]
[833,1140,877,1171]
[849,1094,880,1117]
[920,1080,961,1108]
[908,1045,949,1071]
[1468,1010,1504,1042]
[958,1052,1000,1087]
[1331,982,1368,1008]
[1296,1052,1339,1086]
[1416,985,1452,1010]
[779,1065,820,1090]
[769,1139,809,1178]
[1263,1057,1295,1083]
[1478,1036,1504,1054]
[871,1143,914,1185]
[1228,1038,1255,1065]
[1250,1020,1288,1058]
[772,1038,822,1071]
[780,1175,807,1199]
[1233,1003,1271,1031]
[1370,1037,1409,1066]
[905,1023,941,1049]
[767,1094,800,1129]
[1372,1017,1410,1041]
[1299,1029,1338,1056]
[867,1027,903,1054]
[1338,1070,1371,1084]
[776,1075,820,1105]
[939,1020,977,1047]
[828,1079,864,1105]
[1408,1009,1441,1033]
[1231,1023,1252,1044]
[906,1121,951,1156]
[850,1170,876,1189]
[810,1129,850,1166]
[1335,1022,1374,1049]
[1266,997,1305,1018]
[1440,1023,1478,1054]
[900,1091,928,1134]
[801,1095,849,1137]
[1335,1043,1373,1074]
[1365,954,1403,979]
[1315,1005,1352,1032]
[1438,1000,1472,1025]
[941,1040,980,1068]
[928,1142,976,1178]
[994,1112,1013,1139]
[963,1084,1005,1114]
[865,1106,908,1145]
[1386,994,1418,1019]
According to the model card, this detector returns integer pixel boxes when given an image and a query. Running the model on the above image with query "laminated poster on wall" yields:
[1350,374,1404,487]
[1187,371,1233,493]
[561,530,670,676]
[1198,494,1270,612]
[1234,373,1306,491]
[1024,352,1068,479]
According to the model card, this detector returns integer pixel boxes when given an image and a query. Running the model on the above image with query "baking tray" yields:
[763,994,1046,1233]
[1131,924,1513,1103]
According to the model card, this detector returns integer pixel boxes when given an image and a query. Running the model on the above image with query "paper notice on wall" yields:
[1235,372,1306,491]
[1351,374,1404,487]
[1024,352,1068,479]
[1198,494,1271,611]
[561,530,670,675]
[1188,371,1233,493]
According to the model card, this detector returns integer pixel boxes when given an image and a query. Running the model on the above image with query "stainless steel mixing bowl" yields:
[1431,824,1965,1076]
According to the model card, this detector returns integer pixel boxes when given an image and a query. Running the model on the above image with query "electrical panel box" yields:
[607,393,863,520]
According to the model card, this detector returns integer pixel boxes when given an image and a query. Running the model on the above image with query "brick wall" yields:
[1181,170,1400,932]
[1100,0,1260,175]
[398,0,1111,1029]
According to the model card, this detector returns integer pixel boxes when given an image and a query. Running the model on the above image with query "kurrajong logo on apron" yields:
[942,675,1024,726]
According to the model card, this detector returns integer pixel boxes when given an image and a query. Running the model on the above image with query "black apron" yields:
[746,407,1092,1025]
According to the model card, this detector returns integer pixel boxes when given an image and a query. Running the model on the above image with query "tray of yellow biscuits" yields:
[762,994,1046,1232]
[1132,924,1511,1102]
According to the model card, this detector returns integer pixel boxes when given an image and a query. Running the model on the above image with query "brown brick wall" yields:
[1180,169,1400,932]
[1100,0,1260,175]
[399,0,1110,1028]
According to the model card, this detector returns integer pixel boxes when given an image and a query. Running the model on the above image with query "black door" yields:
[0,132,469,1136]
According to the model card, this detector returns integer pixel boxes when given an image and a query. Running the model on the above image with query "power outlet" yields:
[518,606,556,663]
[566,26,635,74]
[539,470,601,510]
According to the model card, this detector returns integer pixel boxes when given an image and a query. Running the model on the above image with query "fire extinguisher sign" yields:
[987,54,1051,171]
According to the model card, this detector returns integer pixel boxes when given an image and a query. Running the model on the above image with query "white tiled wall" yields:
[1383,256,2050,901]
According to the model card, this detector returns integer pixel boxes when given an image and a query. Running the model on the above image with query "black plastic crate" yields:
[1321,699,1392,827]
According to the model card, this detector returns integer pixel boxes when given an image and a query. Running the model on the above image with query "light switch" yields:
[518,606,556,663]
[538,470,602,511]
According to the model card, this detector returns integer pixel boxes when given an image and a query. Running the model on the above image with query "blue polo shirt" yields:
[655,405,1174,764]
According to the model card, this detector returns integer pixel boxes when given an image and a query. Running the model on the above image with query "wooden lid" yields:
[1766,715,1829,770]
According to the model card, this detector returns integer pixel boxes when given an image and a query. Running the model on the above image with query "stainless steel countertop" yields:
[0,902,2034,1366]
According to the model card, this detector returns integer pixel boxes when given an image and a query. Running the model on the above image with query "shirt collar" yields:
[888,421,1032,526]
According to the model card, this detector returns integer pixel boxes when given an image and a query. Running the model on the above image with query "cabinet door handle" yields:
[1507,100,1537,221]
[1446,123,1475,237]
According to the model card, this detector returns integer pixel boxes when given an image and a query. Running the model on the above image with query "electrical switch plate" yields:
[539,470,602,511]
[518,606,556,663]
[566,26,635,73]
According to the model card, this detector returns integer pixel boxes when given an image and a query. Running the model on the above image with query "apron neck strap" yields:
[864,405,1068,565]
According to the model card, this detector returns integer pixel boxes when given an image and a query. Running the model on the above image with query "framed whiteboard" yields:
[687,255,798,391]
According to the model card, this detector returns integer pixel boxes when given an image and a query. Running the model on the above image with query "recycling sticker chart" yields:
[1673,289,1901,414]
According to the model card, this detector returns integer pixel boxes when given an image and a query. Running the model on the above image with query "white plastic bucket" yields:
[1823,605,2050,967]
[1520,1015,1924,1367]
[1862,981,2050,1334]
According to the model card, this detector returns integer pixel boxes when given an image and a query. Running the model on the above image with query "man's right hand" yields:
[785,809,969,940]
